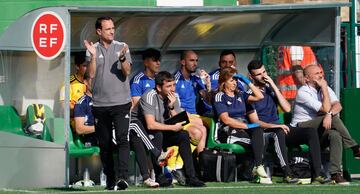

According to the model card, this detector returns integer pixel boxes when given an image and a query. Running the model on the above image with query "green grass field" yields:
[2,181,360,194]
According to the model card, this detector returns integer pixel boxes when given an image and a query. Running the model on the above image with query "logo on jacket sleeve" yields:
[237,97,242,103]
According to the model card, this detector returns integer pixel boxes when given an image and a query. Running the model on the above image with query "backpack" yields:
[289,156,312,178]
[199,148,236,182]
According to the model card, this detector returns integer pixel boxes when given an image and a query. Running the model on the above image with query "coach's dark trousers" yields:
[93,102,131,185]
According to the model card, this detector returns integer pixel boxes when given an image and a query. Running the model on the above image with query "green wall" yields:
[0,0,156,35]
[341,88,360,175]
[0,0,237,36]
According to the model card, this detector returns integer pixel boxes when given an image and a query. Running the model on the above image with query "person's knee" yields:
[328,130,342,143]
[188,127,203,141]
[303,127,317,135]
[151,131,163,140]
[275,129,286,138]
[196,127,205,140]
[148,131,163,149]
[116,135,128,145]
[331,115,342,123]
[178,130,190,141]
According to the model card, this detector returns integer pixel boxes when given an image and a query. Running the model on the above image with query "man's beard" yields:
[255,79,266,86]
[189,68,196,73]
[312,80,321,90]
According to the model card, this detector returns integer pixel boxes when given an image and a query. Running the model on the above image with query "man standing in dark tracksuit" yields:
[84,16,132,190]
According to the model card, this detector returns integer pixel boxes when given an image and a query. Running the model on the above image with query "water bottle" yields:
[100,168,107,186]
[196,68,206,85]
[83,168,90,181]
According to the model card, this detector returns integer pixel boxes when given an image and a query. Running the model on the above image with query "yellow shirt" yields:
[59,74,86,129]
[59,74,87,109]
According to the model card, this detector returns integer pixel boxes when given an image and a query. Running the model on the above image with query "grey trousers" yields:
[298,115,358,174]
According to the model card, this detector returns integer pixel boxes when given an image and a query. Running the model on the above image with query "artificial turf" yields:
[1,180,360,194]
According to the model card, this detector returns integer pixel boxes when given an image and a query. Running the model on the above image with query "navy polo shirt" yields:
[213,91,253,121]
[74,94,94,126]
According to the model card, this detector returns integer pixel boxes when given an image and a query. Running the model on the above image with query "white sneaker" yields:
[73,180,95,187]
[252,165,268,178]
[83,179,95,187]
[259,177,273,184]
[143,178,160,188]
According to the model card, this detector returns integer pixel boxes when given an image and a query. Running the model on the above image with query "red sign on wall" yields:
[31,11,66,60]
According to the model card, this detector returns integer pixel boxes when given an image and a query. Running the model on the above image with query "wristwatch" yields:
[169,105,175,110]
[326,111,333,116]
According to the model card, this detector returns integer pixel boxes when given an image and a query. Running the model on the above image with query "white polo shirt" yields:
[290,84,338,126]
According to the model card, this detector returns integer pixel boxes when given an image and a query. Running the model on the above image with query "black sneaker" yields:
[172,169,186,186]
[114,179,129,190]
[186,176,205,187]
[156,174,172,187]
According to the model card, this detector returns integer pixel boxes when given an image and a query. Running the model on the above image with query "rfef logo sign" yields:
[31,11,66,60]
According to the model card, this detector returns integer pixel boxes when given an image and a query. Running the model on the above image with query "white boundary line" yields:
[1,188,37,193]
[2,184,360,193]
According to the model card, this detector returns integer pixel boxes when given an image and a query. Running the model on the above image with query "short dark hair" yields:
[220,50,236,60]
[247,60,263,73]
[74,52,86,66]
[155,71,174,87]
[142,48,161,61]
[95,17,114,30]
[180,50,196,60]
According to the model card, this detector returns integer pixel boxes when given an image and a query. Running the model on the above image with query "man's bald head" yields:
[180,50,198,73]
[304,64,324,87]
[304,65,321,77]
